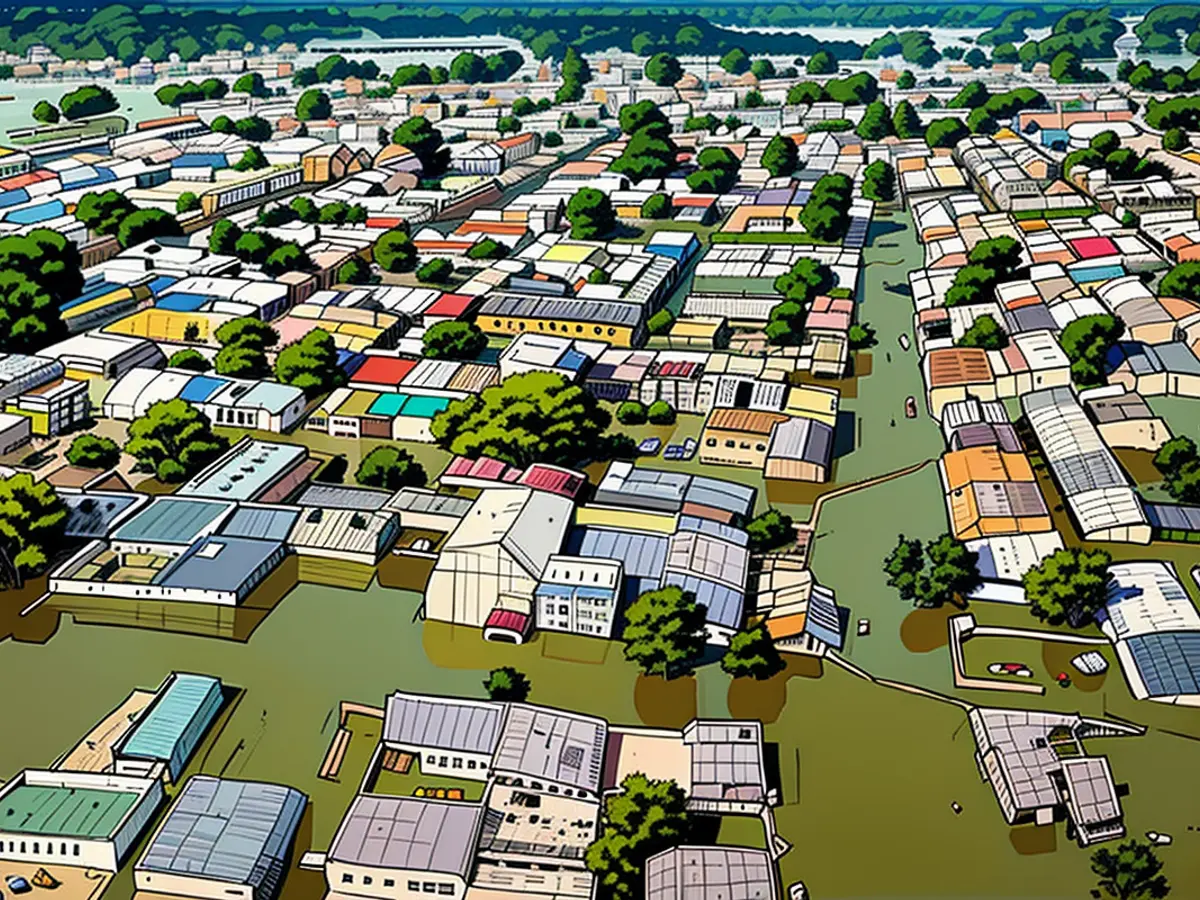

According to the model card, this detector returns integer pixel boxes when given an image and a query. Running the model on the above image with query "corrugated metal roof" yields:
[118,673,222,763]
[383,693,503,755]
[328,796,481,876]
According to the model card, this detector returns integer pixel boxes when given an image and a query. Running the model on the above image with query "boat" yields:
[988,662,1033,678]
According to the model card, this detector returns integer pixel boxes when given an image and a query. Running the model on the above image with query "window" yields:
[706,438,716,447]
[409,882,420,891]
[438,886,455,896]
[607,328,616,336]
[755,443,766,451]
[494,320,501,327]
[594,326,602,335]
[739,441,751,449]
[725,440,736,448]
[384,880,394,888]
[452,758,463,769]
[423,884,437,894]
[73,843,80,857]
[341,874,353,884]
[549,322,556,331]
[33,843,39,854]
[440,756,448,766]
[363,876,373,886]
[468,760,477,769]
[575,325,583,333]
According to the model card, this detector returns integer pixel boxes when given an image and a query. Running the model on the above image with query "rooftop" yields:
[0,784,139,839]
[117,673,222,764]
[384,692,504,756]
[328,795,482,878]
[112,497,234,546]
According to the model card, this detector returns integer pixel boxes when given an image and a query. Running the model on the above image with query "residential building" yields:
[535,554,623,637]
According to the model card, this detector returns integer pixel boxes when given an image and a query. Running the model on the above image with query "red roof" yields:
[1069,236,1120,260]
[349,356,417,388]
[518,464,586,499]
[0,170,55,191]
[366,216,406,229]
[485,608,531,635]
[496,133,535,149]
[444,455,514,481]
[425,293,474,319]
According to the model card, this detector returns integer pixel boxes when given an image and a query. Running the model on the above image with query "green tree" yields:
[721,624,786,679]
[745,508,794,551]
[233,231,275,265]
[431,371,612,468]
[544,131,564,148]
[896,70,916,89]
[295,89,332,121]
[315,53,350,82]
[647,308,674,334]
[512,97,535,117]
[484,666,531,702]
[234,146,268,172]
[957,313,1009,350]
[861,160,895,202]
[262,242,311,277]
[774,256,833,305]
[720,47,750,75]
[799,172,853,241]
[640,193,671,219]
[617,400,647,425]
[275,328,345,398]
[66,434,120,469]
[686,146,740,193]
[849,321,877,348]
[884,534,925,603]
[59,84,118,120]
[214,316,277,379]
[1059,313,1124,386]
[1163,127,1191,152]
[923,534,981,608]
[761,134,798,178]
[234,116,271,142]
[75,189,135,236]
[167,347,211,372]
[892,100,924,139]
[416,257,454,284]
[1091,840,1170,900]
[391,116,447,174]
[125,399,228,483]
[1152,435,1200,503]
[355,445,427,490]
[561,45,592,84]
[0,473,67,587]
[949,81,991,109]
[646,400,675,425]
[585,774,691,900]
[232,71,268,97]
[787,82,823,105]
[566,187,616,239]
[856,101,893,140]
[621,586,707,679]
[0,229,83,306]
[1160,260,1200,303]
[117,208,183,250]
[467,238,507,260]
[209,219,243,255]
[374,228,417,273]
[645,52,683,86]
[210,115,235,134]
[1024,547,1113,628]
[32,99,59,124]
[925,117,969,149]
[765,300,806,346]
[422,321,486,360]
[176,191,200,214]
[496,115,522,135]
[807,50,837,74]
[0,271,64,353]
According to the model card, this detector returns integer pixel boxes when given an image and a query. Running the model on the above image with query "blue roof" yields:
[62,493,144,539]
[1069,264,1124,284]
[156,534,285,593]
[118,673,222,763]
[0,188,30,209]
[663,572,743,630]
[113,497,234,545]
[157,291,212,312]
[180,374,229,403]
[558,348,590,372]
[147,275,180,296]
[6,199,65,224]
[337,349,367,376]
[173,153,228,169]
[60,165,116,188]
[804,584,845,649]
[221,506,301,541]
[1125,632,1200,698]
[570,527,667,580]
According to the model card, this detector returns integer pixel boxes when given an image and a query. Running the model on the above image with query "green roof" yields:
[1,785,140,838]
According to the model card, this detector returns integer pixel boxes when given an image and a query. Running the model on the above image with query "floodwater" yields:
[0,82,163,137]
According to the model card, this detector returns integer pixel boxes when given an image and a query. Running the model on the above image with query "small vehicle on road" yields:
[681,437,697,460]
[638,437,662,456]
[6,875,31,894]
[898,333,911,351]
[905,396,917,419]
[663,444,684,461]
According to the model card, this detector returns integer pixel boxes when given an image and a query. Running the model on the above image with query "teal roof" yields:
[401,395,450,418]
[367,392,408,417]
[1,785,139,838]
[119,674,222,763]
[112,498,234,545]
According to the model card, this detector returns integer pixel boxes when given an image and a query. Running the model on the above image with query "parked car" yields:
[681,437,697,460]
[898,333,910,351]
[638,437,662,456]
[7,875,31,894]
[904,396,917,418]
[663,444,684,460]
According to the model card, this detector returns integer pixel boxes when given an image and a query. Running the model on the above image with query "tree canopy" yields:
[484,666,531,702]
[1091,839,1170,900]
[1023,546,1112,628]
[431,371,613,468]
[566,188,616,239]
[375,228,417,273]
[422,321,487,361]
[884,533,980,607]
[1059,313,1124,386]
[355,445,427,490]
[125,399,228,483]
[721,624,786,679]
[761,134,798,178]
[1153,436,1200,503]
[957,313,1009,350]
[66,434,120,469]
[275,328,345,398]
[745,508,795,551]
[0,473,66,587]
[645,52,683,86]
[621,585,708,679]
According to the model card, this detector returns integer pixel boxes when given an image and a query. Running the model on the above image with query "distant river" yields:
[0,82,163,138]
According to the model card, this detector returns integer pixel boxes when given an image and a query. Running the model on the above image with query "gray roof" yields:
[493,705,607,793]
[684,476,756,519]
[137,776,306,895]
[385,488,473,518]
[383,693,504,755]
[686,721,766,800]
[1085,392,1155,425]
[328,796,482,878]
[221,505,300,542]
[766,417,833,467]
[1144,502,1200,531]
[1125,632,1200,698]
[571,527,668,579]
[1152,341,1200,375]
[297,483,391,511]
[479,293,644,328]
[646,846,776,900]
[112,497,235,545]
[1061,757,1121,826]
[594,462,691,513]
[62,492,145,539]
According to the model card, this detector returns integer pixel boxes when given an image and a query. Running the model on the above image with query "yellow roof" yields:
[544,243,597,263]
[783,384,839,426]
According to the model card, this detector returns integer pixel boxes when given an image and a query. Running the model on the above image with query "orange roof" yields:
[0,169,55,191]
[455,221,526,236]
[136,114,200,131]
[495,133,535,149]
[705,408,789,435]
[556,160,608,177]
[1160,296,1200,320]
[1165,234,1195,252]
[941,446,1036,492]
[926,348,993,388]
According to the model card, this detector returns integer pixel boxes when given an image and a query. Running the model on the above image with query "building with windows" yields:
[535,555,623,637]
[113,672,223,783]
[135,776,307,900]
[0,769,163,872]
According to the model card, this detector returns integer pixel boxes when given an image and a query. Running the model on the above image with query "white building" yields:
[535,554,623,638]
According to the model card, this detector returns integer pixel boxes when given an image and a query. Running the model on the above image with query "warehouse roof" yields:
[137,776,306,888]
[329,796,482,877]
[155,535,284,594]
[0,784,140,838]
[220,505,300,542]
[646,846,776,900]
[113,497,234,546]
[297,483,390,511]
[175,440,307,503]
[384,692,503,755]
[117,673,222,763]
[479,293,643,328]
[493,705,607,793]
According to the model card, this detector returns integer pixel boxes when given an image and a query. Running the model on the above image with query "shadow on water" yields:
[833,410,858,459]
[1010,824,1057,856]
[867,220,907,244]
[900,604,958,653]
[884,282,913,297]
[727,655,823,724]
[634,674,697,728]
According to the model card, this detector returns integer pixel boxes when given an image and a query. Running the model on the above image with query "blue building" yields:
[114,673,224,782]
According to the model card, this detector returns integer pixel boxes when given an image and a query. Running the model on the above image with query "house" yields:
[6,377,89,436]
[939,446,1052,541]
[535,554,623,638]
[1083,388,1172,451]
[424,486,575,638]
[764,416,835,482]
[135,777,306,900]
[700,408,788,470]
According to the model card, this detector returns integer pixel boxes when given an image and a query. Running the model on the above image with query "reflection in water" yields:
[727,655,823,724]
[1009,824,1057,855]
[900,604,957,653]
[634,674,697,728]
